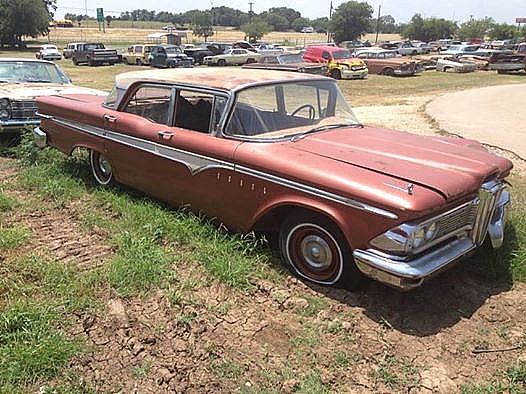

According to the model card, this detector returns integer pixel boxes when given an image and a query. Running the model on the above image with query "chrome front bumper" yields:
[341,69,368,79]
[33,126,47,148]
[353,183,510,290]
[0,119,40,133]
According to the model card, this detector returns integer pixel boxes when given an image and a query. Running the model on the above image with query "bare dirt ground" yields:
[1,98,525,392]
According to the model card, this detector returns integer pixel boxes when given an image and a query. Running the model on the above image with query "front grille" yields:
[435,201,478,239]
[10,100,38,121]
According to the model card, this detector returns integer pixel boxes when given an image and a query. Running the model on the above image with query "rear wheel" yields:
[246,58,256,64]
[72,57,78,65]
[136,58,143,66]
[279,212,363,289]
[89,150,114,186]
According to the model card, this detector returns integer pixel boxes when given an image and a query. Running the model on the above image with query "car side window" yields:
[123,85,173,126]
[322,51,330,60]
[174,90,225,133]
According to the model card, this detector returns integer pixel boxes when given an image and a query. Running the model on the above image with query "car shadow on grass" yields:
[310,225,519,337]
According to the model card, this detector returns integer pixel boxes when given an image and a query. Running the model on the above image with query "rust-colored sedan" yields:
[34,68,512,290]
[354,49,421,76]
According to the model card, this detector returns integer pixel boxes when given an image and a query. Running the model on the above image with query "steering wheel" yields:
[290,104,315,119]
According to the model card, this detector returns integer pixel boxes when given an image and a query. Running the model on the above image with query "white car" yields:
[203,49,261,66]
[0,58,105,134]
[436,57,477,73]
[35,45,62,61]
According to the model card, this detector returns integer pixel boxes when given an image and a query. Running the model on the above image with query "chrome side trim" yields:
[36,112,55,120]
[236,165,398,219]
[50,116,235,175]
[43,115,398,219]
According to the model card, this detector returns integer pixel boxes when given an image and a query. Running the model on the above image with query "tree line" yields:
[2,0,525,47]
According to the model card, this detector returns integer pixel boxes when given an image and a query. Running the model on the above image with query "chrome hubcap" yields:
[98,156,111,176]
[300,235,333,270]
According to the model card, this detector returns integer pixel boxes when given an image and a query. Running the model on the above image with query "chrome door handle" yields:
[157,131,173,140]
[104,114,117,123]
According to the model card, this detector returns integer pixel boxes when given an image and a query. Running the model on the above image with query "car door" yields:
[102,83,242,221]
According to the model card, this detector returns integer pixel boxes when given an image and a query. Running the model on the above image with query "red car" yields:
[34,68,512,290]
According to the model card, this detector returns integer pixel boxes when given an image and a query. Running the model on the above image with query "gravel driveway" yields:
[426,83,526,159]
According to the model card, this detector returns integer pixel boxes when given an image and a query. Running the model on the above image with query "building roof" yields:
[114,68,328,92]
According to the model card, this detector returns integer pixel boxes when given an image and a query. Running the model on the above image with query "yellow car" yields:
[122,44,155,66]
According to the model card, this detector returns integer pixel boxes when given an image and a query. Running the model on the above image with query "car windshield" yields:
[0,61,70,84]
[279,54,303,63]
[332,50,352,59]
[85,43,105,50]
[165,47,182,54]
[224,80,361,140]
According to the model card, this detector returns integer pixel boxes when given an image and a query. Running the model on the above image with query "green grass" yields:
[0,303,81,390]
[0,225,31,249]
[460,361,526,394]
[0,189,16,212]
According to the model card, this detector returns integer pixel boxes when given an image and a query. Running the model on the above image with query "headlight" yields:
[370,220,440,256]
[0,109,9,119]
[0,98,9,109]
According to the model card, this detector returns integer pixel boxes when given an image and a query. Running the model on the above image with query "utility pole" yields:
[327,1,333,42]
[248,2,254,23]
[374,4,381,44]
[85,0,88,28]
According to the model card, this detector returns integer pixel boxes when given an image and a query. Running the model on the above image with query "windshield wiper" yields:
[289,123,363,141]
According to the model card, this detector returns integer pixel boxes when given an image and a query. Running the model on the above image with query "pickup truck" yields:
[71,43,119,66]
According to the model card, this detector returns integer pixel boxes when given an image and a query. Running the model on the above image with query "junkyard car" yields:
[0,58,105,134]
[354,49,421,76]
[303,45,368,79]
[203,49,261,66]
[435,57,477,73]
[149,45,193,68]
[489,53,526,74]
[34,68,512,290]
[35,45,62,61]
[122,44,155,66]
[242,53,328,75]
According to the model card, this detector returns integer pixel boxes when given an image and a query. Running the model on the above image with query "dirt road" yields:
[426,84,526,159]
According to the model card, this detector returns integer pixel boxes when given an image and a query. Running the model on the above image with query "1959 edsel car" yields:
[33,68,512,290]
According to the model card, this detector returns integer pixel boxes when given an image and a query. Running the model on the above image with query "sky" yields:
[55,0,525,24]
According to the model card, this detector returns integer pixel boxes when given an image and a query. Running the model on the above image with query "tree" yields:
[401,14,457,41]
[262,12,289,31]
[268,7,300,28]
[379,15,397,34]
[291,17,310,32]
[0,0,50,47]
[329,1,373,43]
[105,15,112,28]
[457,17,494,41]
[488,23,517,40]
[192,11,213,42]
[76,14,83,27]
[241,18,270,43]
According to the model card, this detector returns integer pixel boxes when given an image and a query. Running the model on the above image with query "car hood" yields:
[0,83,106,100]
[287,126,512,200]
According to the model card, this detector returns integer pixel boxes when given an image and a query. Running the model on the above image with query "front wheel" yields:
[279,213,363,288]
[89,150,114,186]
[331,69,342,79]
